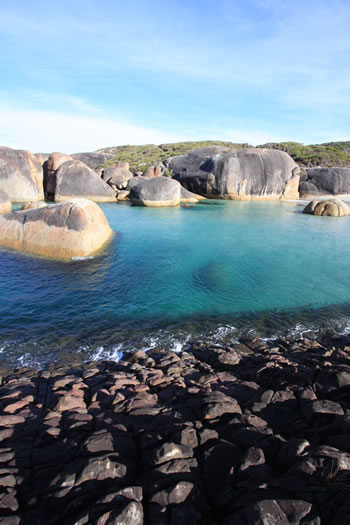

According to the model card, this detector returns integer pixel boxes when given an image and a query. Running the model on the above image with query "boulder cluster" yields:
[0,334,349,524]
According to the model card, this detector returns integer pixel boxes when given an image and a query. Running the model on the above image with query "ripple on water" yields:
[1,200,350,367]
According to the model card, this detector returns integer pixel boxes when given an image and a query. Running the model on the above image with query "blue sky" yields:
[0,0,349,152]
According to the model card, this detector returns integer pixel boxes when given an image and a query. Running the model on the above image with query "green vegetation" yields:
[98,140,350,172]
[257,141,350,167]
[99,141,250,172]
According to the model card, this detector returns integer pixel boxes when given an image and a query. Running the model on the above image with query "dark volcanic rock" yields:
[170,147,299,199]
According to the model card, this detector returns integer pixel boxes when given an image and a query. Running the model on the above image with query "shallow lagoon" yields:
[1,200,350,367]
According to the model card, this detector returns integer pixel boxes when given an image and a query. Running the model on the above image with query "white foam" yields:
[71,256,94,261]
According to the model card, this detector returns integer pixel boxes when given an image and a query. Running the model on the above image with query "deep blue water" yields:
[1,200,350,367]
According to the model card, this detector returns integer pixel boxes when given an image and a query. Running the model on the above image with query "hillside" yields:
[257,141,350,167]
[97,141,250,172]
[97,140,350,171]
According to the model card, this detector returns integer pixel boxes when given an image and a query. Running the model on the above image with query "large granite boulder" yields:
[0,199,112,259]
[170,147,299,200]
[303,199,350,217]
[50,160,116,202]
[71,152,115,173]
[102,166,134,190]
[44,152,74,197]
[129,176,181,206]
[0,147,44,202]
[0,190,11,215]
[299,168,350,198]
[34,153,50,165]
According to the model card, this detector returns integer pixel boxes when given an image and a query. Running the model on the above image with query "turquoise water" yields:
[1,200,350,367]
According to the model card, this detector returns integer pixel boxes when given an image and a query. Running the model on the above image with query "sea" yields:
[1,199,350,369]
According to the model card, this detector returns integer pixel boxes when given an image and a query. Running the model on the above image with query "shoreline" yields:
[0,332,349,523]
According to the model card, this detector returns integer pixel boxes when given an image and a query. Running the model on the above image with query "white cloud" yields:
[0,104,187,153]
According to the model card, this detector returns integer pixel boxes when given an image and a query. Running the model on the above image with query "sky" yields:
[0,0,349,152]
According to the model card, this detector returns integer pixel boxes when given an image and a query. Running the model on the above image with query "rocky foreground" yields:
[0,335,349,524]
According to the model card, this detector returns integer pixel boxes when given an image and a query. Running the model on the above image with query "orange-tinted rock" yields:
[0,199,113,259]
[143,165,163,177]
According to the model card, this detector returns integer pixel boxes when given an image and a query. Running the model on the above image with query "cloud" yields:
[0,103,186,153]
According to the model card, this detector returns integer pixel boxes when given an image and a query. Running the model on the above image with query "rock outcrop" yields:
[44,152,74,198]
[0,190,11,214]
[142,164,164,177]
[49,160,116,202]
[170,147,300,200]
[0,147,44,202]
[129,176,181,206]
[0,199,112,259]
[102,165,134,190]
[299,167,350,197]
[71,152,115,173]
[303,199,350,216]
[0,333,349,524]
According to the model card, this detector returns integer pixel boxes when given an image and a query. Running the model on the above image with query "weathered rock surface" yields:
[142,164,163,177]
[0,198,112,259]
[170,147,300,200]
[44,152,73,198]
[20,201,47,211]
[303,199,350,216]
[0,147,44,202]
[71,152,115,173]
[50,160,116,202]
[34,153,50,165]
[180,186,204,203]
[0,190,11,215]
[0,332,349,523]
[300,167,350,197]
[129,176,181,206]
[102,166,134,190]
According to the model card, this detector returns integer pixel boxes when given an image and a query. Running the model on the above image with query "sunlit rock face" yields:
[49,160,117,202]
[0,199,113,259]
[170,147,299,200]
[129,176,182,206]
[0,147,44,202]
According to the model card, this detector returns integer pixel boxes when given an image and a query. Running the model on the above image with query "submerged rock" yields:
[0,147,44,202]
[303,199,350,216]
[129,176,181,206]
[50,159,117,202]
[170,147,300,200]
[0,190,11,215]
[0,198,113,259]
